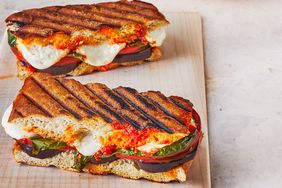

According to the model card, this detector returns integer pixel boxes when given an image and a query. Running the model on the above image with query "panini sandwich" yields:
[2,73,202,182]
[5,0,169,79]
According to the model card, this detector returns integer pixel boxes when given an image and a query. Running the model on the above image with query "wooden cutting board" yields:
[0,12,211,188]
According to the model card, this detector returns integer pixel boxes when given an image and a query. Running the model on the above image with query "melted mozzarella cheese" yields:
[17,39,69,70]
[73,125,112,156]
[1,105,36,139]
[145,27,167,47]
[76,42,126,67]
[137,142,168,153]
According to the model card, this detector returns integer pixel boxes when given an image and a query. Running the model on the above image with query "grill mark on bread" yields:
[87,84,131,110]
[56,78,125,123]
[169,96,193,112]
[142,91,189,126]
[9,73,193,135]
[22,94,53,117]
[31,77,81,119]
[6,12,33,24]
[31,74,95,119]
[10,109,24,121]
[6,0,168,39]
[14,14,100,36]
[11,94,46,119]
[94,4,158,23]
[97,2,163,19]
[123,87,156,110]
[27,9,108,30]
[114,87,176,133]
[86,83,154,129]
[21,78,70,117]
[59,6,138,26]
[16,24,56,38]
[120,0,158,10]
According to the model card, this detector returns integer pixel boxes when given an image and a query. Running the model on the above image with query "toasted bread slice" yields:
[6,0,168,40]
[13,143,192,182]
[9,72,193,136]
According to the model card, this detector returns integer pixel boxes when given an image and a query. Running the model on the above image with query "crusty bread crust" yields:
[16,47,162,80]
[6,1,169,40]
[17,61,33,80]
[13,143,192,183]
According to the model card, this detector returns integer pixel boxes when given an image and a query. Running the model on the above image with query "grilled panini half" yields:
[2,73,202,182]
[5,0,169,79]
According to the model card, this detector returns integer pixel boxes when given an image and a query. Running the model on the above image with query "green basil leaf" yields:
[31,137,67,155]
[129,41,147,47]
[153,131,197,157]
[101,149,142,159]
[72,151,92,171]
[116,149,136,155]
[7,31,17,47]
[68,52,84,61]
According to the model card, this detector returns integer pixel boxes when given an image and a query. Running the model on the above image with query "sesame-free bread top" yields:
[9,72,194,135]
[5,0,169,41]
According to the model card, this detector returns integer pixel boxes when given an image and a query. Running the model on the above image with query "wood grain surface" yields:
[0,12,210,188]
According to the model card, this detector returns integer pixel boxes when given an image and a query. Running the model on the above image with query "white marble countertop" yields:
[1,0,282,187]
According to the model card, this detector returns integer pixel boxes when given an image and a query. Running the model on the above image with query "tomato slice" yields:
[118,46,144,55]
[18,138,32,146]
[54,56,82,67]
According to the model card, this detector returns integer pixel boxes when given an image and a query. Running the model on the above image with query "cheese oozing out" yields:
[16,39,69,70]
[2,104,113,156]
[14,26,166,70]
[145,27,167,47]
[73,124,112,156]
[76,42,126,67]
[1,105,37,140]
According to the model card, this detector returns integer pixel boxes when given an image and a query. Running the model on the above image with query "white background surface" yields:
[1,0,282,187]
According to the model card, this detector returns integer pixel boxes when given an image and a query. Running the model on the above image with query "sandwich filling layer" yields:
[8,29,165,74]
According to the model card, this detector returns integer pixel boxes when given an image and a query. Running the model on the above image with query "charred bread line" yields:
[9,72,192,134]
[6,1,168,39]
[16,46,162,80]
[13,143,191,183]
[86,83,156,130]
[114,86,190,134]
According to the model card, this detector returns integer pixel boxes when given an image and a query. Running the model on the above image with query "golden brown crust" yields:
[6,0,169,39]
[9,72,194,135]
[17,61,33,80]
